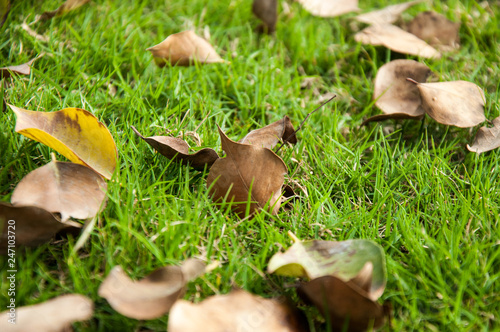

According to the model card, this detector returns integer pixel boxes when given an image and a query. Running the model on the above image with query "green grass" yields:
[1,0,500,330]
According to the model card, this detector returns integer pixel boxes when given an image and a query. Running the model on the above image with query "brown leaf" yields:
[354,24,441,59]
[240,116,297,149]
[0,203,82,254]
[0,294,93,332]
[253,0,278,33]
[296,0,359,17]
[39,0,91,20]
[355,0,422,25]
[11,160,107,222]
[131,126,219,170]
[297,275,387,332]
[207,127,287,217]
[467,116,500,154]
[146,31,225,67]
[410,80,486,128]
[0,0,10,29]
[406,11,460,49]
[98,259,205,320]
[364,59,431,124]
[0,57,37,79]
[168,289,305,332]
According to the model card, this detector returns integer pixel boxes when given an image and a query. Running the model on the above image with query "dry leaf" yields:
[207,127,287,217]
[0,57,37,79]
[364,59,431,124]
[0,203,82,254]
[268,239,386,300]
[296,0,359,17]
[467,116,500,154]
[407,11,460,49]
[0,0,10,28]
[131,126,219,170]
[240,116,297,149]
[98,259,205,320]
[410,80,486,128]
[146,31,225,67]
[354,24,441,59]
[297,275,387,332]
[0,294,93,332]
[168,289,305,332]
[11,160,107,222]
[9,105,117,179]
[39,0,91,20]
[355,0,422,25]
[253,0,278,33]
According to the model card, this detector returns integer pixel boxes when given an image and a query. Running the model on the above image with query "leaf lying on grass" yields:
[407,79,486,128]
[11,160,107,222]
[406,11,460,49]
[9,104,117,179]
[0,57,38,78]
[39,0,91,21]
[98,259,205,320]
[240,116,297,149]
[207,127,287,217]
[168,288,305,332]
[252,0,278,34]
[467,116,500,154]
[364,59,431,124]
[147,31,225,67]
[355,0,422,25]
[131,126,219,170]
[0,203,82,254]
[0,294,93,332]
[296,0,359,18]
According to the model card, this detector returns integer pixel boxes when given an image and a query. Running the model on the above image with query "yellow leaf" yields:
[9,105,117,179]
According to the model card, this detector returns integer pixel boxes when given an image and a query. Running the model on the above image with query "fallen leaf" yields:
[0,203,82,254]
[467,116,500,154]
[297,275,387,332]
[409,79,486,128]
[240,116,297,149]
[146,31,225,67]
[296,0,359,17]
[0,294,93,332]
[253,0,278,33]
[364,59,431,124]
[207,127,287,217]
[355,0,422,25]
[9,105,117,179]
[168,289,305,332]
[0,0,10,28]
[11,160,107,222]
[354,24,441,59]
[0,57,37,79]
[98,259,205,320]
[406,11,460,49]
[267,239,386,300]
[131,126,219,170]
[39,0,91,20]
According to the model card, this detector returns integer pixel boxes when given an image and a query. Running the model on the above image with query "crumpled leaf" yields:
[240,116,297,149]
[146,31,225,67]
[131,126,219,170]
[9,105,117,179]
[467,116,500,154]
[253,0,278,33]
[168,289,305,332]
[355,0,422,25]
[406,11,460,49]
[296,0,359,17]
[207,127,287,217]
[0,0,10,29]
[0,294,93,332]
[11,160,107,222]
[0,57,37,79]
[354,24,441,59]
[98,258,205,320]
[409,80,486,128]
[364,59,431,124]
[39,0,91,20]
[267,239,386,300]
[297,274,387,332]
[0,203,82,254]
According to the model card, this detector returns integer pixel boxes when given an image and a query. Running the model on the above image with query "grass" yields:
[1,0,499,330]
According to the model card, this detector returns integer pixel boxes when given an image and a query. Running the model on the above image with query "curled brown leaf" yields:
[39,0,91,20]
[355,0,422,25]
[467,116,500,154]
[240,116,297,149]
[297,0,359,17]
[406,11,460,50]
[253,0,278,33]
[0,57,37,79]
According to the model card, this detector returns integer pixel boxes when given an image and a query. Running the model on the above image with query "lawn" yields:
[1,0,499,331]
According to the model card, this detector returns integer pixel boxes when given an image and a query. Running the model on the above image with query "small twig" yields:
[287,231,300,243]
[275,95,336,153]
[406,78,418,84]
